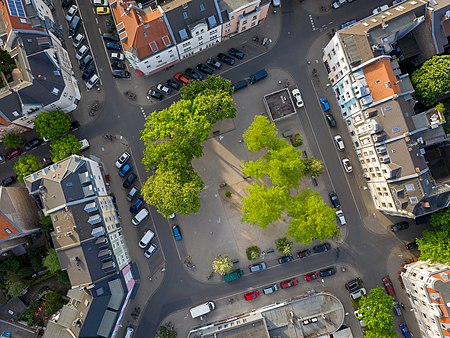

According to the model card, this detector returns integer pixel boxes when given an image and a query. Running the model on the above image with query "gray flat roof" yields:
[263,88,296,122]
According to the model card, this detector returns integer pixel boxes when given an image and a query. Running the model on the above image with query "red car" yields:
[382,276,395,296]
[174,72,189,85]
[304,271,319,281]
[280,277,298,289]
[298,249,312,258]
[244,290,259,301]
[5,148,22,160]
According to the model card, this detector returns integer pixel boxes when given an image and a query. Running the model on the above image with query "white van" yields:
[190,301,215,318]
[139,230,155,249]
[124,326,134,338]
[132,208,149,226]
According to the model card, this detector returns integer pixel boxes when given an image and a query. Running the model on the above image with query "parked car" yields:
[75,45,89,60]
[334,135,344,151]
[336,210,346,225]
[342,158,353,173]
[399,323,411,338]
[157,83,171,95]
[96,6,110,14]
[119,163,132,177]
[217,53,235,65]
[280,278,298,289]
[172,225,182,241]
[406,241,418,250]
[345,277,363,292]
[106,42,122,51]
[129,197,144,214]
[111,52,125,61]
[79,54,93,71]
[185,68,203,80]
[393,301,402,316]
[65,5,78,22]
[228,48,245,59]
[298,249,311,258]
[144,243,157,258]
[304,271,319,281]
[291,89,304,108]
[174,72,189,85]
[313,243,331,253]
[24,138,41,151]
[328,191,341,209]
[111,61,125,70]
[102,33,120,41]
[5,148,22,160]
[350,288,367,300]
[82,65,96,80]
[123,173,137,188]
[72,33,84,48]
[263,284,279,295]
[115,152,130,168]
[249,262,267,273]
[147,89,163,100]
[0,176,16,187]
[340,19,357,29]
[231,80,248,92]
[319,267,337,277]
[325,114,336,127]
[207,57,222,69]
[70,120,80,131]
[354,310,365,327]
[319,97,330,112]
[112,69,130,78]
[382,276,395,296]
[166,79,181,90]
[61,0,73,9]
[372,4,389,15]
[391,221,409,232]
[244,290,259,301]
[332,0,346,9]
[278,255,294,264]
[93,0,108,5]
[86,74,99,90]
[196,63,214,75]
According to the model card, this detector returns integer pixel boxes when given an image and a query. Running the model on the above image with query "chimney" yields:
[422,201,430,208]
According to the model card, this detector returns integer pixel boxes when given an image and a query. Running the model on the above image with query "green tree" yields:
[246,246,261,260]
[5,274,27,297]
[43,249,61,274]
[40,215,53,233]
[141,167,203,217]
[34,110,71,141]
[275,237,293,255]
[243,115,284,152]
[286,189,338,244]
[0,50,16,73]
[436,102,445,113]
[13,154,41,183]
[358,287,395,338]
[45,291,66,314]
[28,248,45,271]
[417,230,450,263]
[242,184,288,228]
[303,157,324,177]
[430,208,450,229]
[0,257,20,274]
[211,255,233,275]
[158,325,177,338]
[411,55,450,107]
[50,135,81,162]
[2,133,24,149]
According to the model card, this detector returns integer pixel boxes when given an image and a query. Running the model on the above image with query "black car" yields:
[112,69,130,78]
[106,42,122,51]
[70,121,80,131]
[313,243,331,253]
[185,68,203,80]
[123,173,137,188]
[24,138,42,151]
[328,191,340,209]
[391,221,409,232]
[406,241,418,250]
[278,255,294,264]
[79,54,93,71]
[62,0,73,9]
[82,65,96,80]
[207,57,222,69]
[166,79,181,90]
[102,33,120,42]
[217,53,235,65]
[319,267,337,277]
[147,89,163,100]
[325,114,336,127]
[196,63,214,75]
[111,61,125,70]
[345,277,363,292]
[228,48,245,59]
[0,176,16,187]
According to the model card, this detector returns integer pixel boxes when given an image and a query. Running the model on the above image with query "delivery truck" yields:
[190,301,215,318]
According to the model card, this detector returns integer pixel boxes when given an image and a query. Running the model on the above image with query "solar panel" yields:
[7,0,26,17]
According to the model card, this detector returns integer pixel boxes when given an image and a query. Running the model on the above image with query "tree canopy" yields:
[13,154,41,183]
[34,110,71,141]
[358,287,395,338]
[243,115,284,152]
[0,50,16,73]
[411,55,450,107]
[50,135,81,162]
[275,237,293,255]
[45,291,66,314]
[2,133,24,149]
[211,254,233,275]
[43,249,61,274]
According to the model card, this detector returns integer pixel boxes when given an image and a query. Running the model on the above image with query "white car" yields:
[350,288,367,300]
[332,0,346,9]
[336,210,346,225]
[65,5,78,22]
[86,74,99,90]
[115,152,130,168]
[342,158,353,173]
[353,310,365,327]
[72,33,84,48]
[92,0,108,5]
[291,89,304,108]
[111,52,125,61]
[372,4,389,15]
[144,243,157,258]
[157,83,172,95]
[334,135,345,151]
[76,45,89,60]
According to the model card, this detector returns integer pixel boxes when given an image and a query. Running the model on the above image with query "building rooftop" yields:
[219,0,255,12]
[263,88,297,122]
[362,58,401,102]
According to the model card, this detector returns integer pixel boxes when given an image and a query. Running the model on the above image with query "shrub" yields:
[246,246,261,260]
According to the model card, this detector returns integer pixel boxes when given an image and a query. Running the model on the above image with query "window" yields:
[183,11,189,19]
[200,3,205,11]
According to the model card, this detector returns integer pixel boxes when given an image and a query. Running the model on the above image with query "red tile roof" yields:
[363,58,401,102]
[0,213,19,241]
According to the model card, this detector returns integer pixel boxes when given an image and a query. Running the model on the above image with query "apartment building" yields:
[322,0,450,218]
[0,0,80,137]
[401,261,450,338]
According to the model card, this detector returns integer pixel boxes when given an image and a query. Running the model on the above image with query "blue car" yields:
[129,197,144,214]
[319,97,330,112]
[119,163,132,177]
[106,41,122,51]
[172,225,182,241]
[399,323,411,338]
